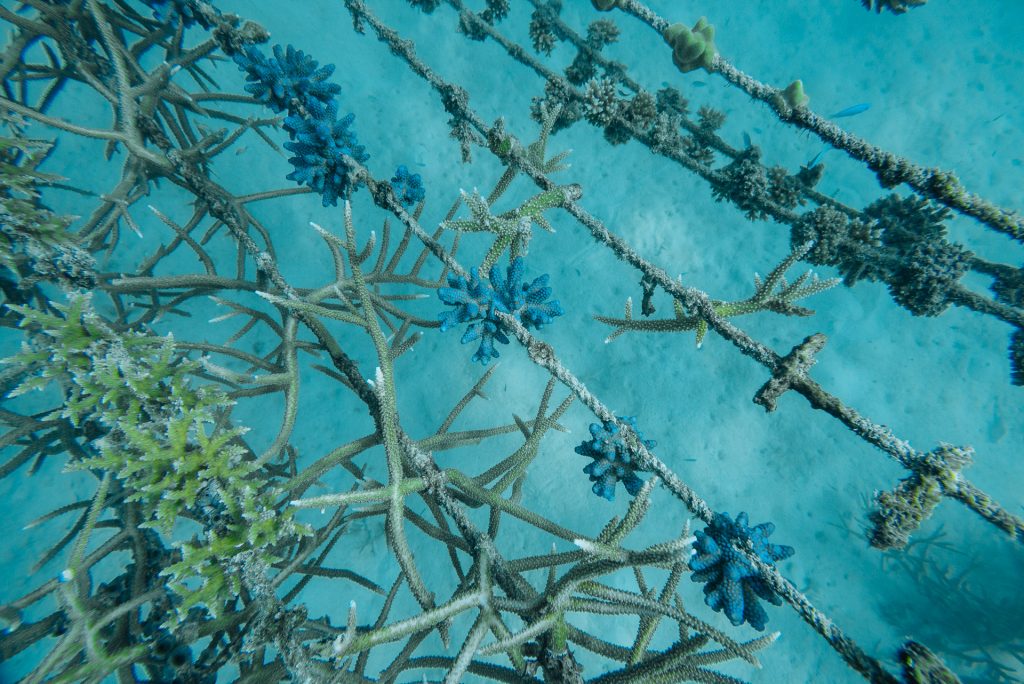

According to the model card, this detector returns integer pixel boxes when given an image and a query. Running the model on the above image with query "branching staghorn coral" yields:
[0,1,1019,683]
[595,244,839,347]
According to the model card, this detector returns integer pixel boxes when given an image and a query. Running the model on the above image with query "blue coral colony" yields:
[437,257,564,363]
[690,512,795,630]
[574,416,654,502]
[157,0,795,633]
[232,35,422,207]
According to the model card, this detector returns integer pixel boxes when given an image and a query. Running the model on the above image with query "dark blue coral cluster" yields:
[282,102,368,207]
[390,165,426,207]
[232,44,376,206]
[689,511,794,631]
[234,44,341,114]
[574,416,654,501]
[437,257,563,365]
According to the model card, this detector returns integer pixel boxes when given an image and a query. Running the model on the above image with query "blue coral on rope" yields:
[390,165,426,206]
[233,44,341,114]
[231,42,419,207]
[689,511,794,631]
[574,416,654,501]
[283,103,369,207]
[437,257,563,365]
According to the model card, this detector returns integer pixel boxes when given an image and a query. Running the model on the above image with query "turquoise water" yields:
[1,1,1022,682]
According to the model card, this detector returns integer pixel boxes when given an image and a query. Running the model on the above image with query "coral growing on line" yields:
[283,103,369,207]
[437,256,564,364]
[689,511,795,630]
[574,415,655,500]
[232,42,369,206]
[390,164,426,206]
[233,44,342,114]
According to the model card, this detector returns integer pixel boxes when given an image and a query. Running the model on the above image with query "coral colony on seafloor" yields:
[0,0,1021,683]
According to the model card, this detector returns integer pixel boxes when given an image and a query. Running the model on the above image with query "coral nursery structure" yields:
[0,0,1021,682]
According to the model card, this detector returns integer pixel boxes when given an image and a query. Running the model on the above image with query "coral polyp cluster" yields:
[437,257,564,364]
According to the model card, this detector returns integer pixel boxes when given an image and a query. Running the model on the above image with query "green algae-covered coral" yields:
[663,17,717,73]
[5,294,308,619]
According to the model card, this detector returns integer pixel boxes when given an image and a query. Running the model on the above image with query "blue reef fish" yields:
[829,103,870,118]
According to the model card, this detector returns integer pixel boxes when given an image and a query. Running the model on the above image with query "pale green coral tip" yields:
[782,80,810,109]
[664,17,716,73]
